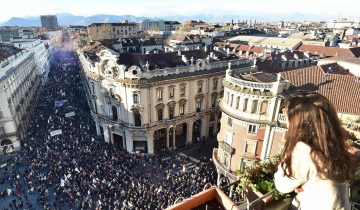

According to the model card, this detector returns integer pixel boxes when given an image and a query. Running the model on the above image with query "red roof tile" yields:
[297,44,360,58]
[251,46,264,54]
[282,65,360,115]
[236,45,251,52]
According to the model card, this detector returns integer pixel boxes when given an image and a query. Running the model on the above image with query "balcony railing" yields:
[212,148,238,181]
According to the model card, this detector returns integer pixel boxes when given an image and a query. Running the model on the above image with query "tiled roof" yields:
[281,65,360,115]
[82,42,106,62]
[236,45,251,52]
[0,44,22,62]
[117,50,231,70]
[228,36,302,48]
[235,72,278,83]
[297,44,360,58]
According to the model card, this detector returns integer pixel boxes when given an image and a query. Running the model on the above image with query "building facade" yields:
[0,45,42,154]
[77,42,253,154]
[213,69,290,184]
[40,15,59,30]
[12,39,51,83]
[88,23,138,41]
[0,28,35,43]
[213,61,360,186]
[139,19,166,31]
[164,35,213,52]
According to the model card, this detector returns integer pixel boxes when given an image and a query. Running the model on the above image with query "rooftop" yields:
[88,22,137,27]
[82,41,107,62]
[296,44,360,58]
[319,56,360,65]
[0,44,22,62]
[232,72,278,83]
[117,50,236,71]
[281,65,360,115]
[228,36,302,48]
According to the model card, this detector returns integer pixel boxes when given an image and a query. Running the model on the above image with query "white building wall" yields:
[0,50,39,154]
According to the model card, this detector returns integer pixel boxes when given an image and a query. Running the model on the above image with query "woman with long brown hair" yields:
[274,91,357,210]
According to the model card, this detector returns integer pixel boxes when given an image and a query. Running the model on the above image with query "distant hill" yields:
[1,12,325,27]
[3,17,41,27]
[2,13,147,26]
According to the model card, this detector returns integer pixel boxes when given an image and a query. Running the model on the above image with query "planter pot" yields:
[244,186,274,210]
[244,187,292,210]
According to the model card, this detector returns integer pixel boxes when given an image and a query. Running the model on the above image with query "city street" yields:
[0,38,216,210]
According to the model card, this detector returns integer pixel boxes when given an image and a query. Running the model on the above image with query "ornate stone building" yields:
[213,60,360,187]
[87,22,138,41]
[213,68,290,185]
[77,42,254,154]
[0,45,41,154]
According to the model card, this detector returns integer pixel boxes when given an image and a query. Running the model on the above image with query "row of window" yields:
[156,79,221,101]
[156,104,185,121]
[227,118,258,134]
[220,140,257,169]
[226,92,269,114]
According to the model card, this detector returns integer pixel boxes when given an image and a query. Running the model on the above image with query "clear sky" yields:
[1,0,359,22]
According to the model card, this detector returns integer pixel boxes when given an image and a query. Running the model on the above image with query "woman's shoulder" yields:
[293,141,311,155]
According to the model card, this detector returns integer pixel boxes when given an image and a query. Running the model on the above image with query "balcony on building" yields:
[213,148,238,181]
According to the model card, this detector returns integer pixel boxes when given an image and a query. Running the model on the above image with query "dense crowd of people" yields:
[0,42,216,210]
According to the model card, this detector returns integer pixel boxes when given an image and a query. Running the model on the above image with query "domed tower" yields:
[213,67,289,185]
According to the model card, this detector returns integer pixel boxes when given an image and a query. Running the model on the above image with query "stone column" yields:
[187,120,194,145]
[201,115,209,140]
[104,126,110,143]
[126,131,133,153]
[110,128,114,144]
[172,126,176,149]
[213,112,219,136]
[166,127,170,149]
[216,170,221,187]
[95,121,101,136]
[147,132,154,154]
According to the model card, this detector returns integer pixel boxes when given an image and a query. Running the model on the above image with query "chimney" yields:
[246,51,250,58]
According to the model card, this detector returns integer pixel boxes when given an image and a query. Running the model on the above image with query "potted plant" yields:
[235,155,292,210]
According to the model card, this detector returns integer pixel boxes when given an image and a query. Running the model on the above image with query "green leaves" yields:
[235,155,291,200]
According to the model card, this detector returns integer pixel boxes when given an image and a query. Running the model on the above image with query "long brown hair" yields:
[281,91,355,182]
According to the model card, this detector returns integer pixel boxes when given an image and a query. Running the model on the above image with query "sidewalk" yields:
[178,138,218,162]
